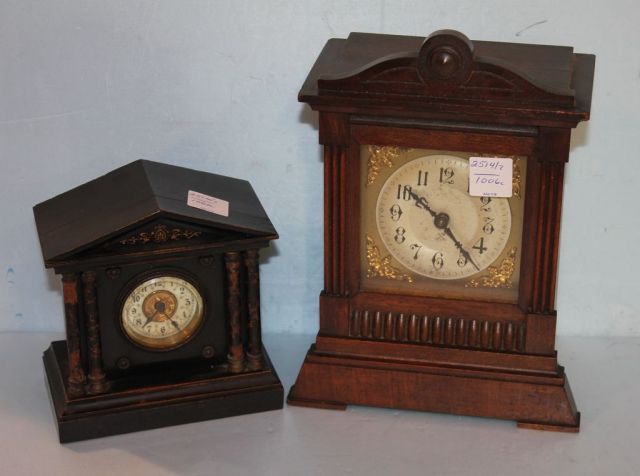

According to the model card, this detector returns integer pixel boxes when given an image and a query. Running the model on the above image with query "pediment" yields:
[34,160,277,267]
[68,217,253,261]
[307,30,583,111]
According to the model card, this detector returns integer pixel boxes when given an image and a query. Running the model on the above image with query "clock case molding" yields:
[288,30,594,431]
[34,160,283,442]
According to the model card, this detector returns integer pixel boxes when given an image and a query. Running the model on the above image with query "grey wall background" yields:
[1,0,638,336]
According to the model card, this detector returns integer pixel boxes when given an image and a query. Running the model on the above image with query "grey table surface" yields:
[0,332,638,476]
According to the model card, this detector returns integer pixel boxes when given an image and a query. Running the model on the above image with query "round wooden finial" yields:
[418,30,474,82]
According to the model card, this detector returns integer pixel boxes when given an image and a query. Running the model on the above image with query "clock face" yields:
[360,146,526,303]
[121,275,204,350]
[376,155,512,280]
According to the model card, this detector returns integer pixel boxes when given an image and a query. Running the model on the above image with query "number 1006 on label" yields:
[468,157,513,198]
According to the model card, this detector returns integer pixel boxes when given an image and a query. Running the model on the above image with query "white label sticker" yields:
[187,190,229,217]
[468,157,513,198]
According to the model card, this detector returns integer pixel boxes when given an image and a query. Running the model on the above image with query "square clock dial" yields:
[360,146,526,304]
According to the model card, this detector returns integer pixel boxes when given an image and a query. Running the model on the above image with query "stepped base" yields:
[44,340,284,443]
[288,342,579,432]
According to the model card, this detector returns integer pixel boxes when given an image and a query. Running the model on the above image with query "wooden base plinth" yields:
[44,341,284,443]
[288,342,579,432]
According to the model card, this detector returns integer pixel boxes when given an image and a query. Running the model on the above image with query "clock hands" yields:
[408,190,437,218]
[442,227,480,272]
[407,189,480,271]
[167,317,181,331]
[143,297,181,330]
[144,310,159,327]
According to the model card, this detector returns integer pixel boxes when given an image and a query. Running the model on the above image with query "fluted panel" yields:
[348,309,525,353]
[324,145,348,295]
[531,161,565,313]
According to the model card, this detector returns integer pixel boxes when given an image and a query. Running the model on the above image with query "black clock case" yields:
[34,160,283,442]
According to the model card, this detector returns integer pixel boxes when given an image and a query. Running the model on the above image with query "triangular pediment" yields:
[34,160,277,266]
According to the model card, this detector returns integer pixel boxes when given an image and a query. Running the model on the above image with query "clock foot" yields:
[287,386,347,410]
[43,340,284,443]
[517,418,580,433]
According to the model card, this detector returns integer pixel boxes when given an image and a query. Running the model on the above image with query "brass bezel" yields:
[118,270,205,351]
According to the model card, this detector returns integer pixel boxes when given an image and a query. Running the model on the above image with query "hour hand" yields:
[144,310,159,327]
[408,190,437,217]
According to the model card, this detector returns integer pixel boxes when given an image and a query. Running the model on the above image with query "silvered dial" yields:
[121,275,204,350]
[376,154,512,280]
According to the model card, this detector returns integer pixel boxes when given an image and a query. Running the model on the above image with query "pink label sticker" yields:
[468,157,513,198]
[187,190,229,217]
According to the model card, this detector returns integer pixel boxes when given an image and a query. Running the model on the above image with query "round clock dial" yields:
[376,154,512,280]
[121,275,204,350]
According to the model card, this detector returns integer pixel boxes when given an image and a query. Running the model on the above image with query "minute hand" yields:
[442,227,480,271]
[408,189,480,271]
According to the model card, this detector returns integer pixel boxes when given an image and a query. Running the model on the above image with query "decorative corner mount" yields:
[466,247,518,288]
[366,145,409,186]
[366,235,413,283]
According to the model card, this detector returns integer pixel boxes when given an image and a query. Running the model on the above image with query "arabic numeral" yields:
[483,217,495,234]
[473,237,488,254]
[410,244,422,260]
[457,253,467,267]
[394,227,406,244]
[439,167,455,184]
[396,184,413,201]
[417,170,428,186]
[389,204,403,222]
[480,197,492,212]
[432,252,444,270]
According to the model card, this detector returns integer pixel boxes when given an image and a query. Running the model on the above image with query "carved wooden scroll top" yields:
[318,30,575,108]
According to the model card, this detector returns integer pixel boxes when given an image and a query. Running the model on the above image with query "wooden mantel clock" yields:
[34,160,283,442]
[288,30,595,431]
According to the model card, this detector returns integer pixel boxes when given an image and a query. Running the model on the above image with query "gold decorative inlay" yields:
[512,158,522,199]
[366,234,413,283]
[466,247,517,288]
[119,224,202,245]
[366,145,408,186]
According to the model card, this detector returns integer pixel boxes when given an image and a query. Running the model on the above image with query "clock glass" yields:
[121,275,204,350]
[360,146,526,303]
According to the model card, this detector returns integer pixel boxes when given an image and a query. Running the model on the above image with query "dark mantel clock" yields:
[34,160,283,442]
[288,30,594,431]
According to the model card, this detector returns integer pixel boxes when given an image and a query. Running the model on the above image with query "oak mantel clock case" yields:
[34,160,283,442]
[288,30,595,431]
